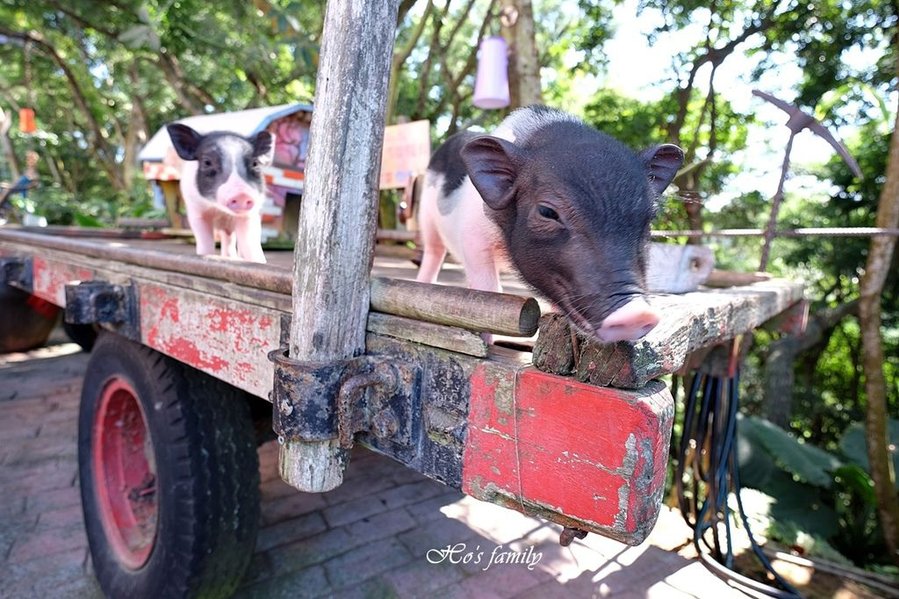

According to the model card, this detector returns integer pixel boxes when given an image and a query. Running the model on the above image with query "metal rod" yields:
[652,227,899,238]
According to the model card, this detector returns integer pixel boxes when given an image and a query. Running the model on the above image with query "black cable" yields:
[677,367,803,598]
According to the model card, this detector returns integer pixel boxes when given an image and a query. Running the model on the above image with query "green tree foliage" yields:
[0,0,321,222]
[739,414,898,567]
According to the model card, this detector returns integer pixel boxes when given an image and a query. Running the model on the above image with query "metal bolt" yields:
[371,410,398,440]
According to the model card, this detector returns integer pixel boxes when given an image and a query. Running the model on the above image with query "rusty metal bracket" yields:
[559,527,589,547]
[64,280,140,341]
[269,347,418,450]
[0,256,32,290]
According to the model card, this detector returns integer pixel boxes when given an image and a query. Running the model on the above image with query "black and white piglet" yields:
[167,124,274,264]
[416,106,684,343]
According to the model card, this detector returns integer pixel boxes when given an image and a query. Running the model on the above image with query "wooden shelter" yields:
[138,103,313,240]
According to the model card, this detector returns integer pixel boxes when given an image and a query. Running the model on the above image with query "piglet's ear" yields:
[167,123,203,161]
[252,131,275,166]
[640,144,684,196]
[460,135,521,211]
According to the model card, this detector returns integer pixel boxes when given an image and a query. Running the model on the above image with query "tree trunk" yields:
[386,0,433,125]
[279,0,400,493]
[501,0,541,107]
[858,77,899,567]
[763,300,859,428]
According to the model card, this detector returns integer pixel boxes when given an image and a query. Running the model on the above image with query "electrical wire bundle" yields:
[675,366,803,598]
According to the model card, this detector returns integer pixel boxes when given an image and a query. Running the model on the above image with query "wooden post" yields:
[280,0,401,492]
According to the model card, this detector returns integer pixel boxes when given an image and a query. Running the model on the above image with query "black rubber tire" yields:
[78,332,260,599]
[0,283,60,353]
[62,321,100,352]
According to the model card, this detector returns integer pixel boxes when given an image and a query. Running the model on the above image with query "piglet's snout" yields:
[217,173,260,213]
[225,194,256,212]
[596,298,660,343]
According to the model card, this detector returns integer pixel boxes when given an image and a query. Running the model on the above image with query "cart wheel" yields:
[0,284,60,353]
[78,332,260,598]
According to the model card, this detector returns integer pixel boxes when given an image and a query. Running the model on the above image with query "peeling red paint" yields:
[31,257,95,305]
[139,282,279,398]
[161,336,229,372]
[462,365,673,544]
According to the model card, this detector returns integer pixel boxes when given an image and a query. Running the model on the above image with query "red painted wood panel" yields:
[31,257,94,306]
[462,363,673,545]
[139,283,281,399]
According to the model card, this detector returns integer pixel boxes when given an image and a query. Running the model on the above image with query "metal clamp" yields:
[269,348,418,449]
[0,256,32,290]
[64,280,140,340]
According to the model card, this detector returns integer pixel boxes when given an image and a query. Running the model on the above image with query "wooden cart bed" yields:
[0,226,804,546]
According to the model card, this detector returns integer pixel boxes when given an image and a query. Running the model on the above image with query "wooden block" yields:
[646,242,714,293]
[530,314,576,375]
[366,312,487,357]
[533,278,805,389]
[462,365,674,546]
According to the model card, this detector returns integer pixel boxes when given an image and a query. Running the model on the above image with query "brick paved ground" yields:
[0,329,753,599]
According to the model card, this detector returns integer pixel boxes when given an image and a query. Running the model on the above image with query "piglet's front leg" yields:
[219,229,238,259]
[234,216,266,263]
[187,209,216,257]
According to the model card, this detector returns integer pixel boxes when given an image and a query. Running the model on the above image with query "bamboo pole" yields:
[280,0,401,493]
[370,277,540,337]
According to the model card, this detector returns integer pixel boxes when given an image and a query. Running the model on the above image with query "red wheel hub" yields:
[92,377,158,569]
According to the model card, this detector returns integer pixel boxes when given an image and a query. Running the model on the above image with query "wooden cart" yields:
[0,225,803,596]
[0,2,805,597]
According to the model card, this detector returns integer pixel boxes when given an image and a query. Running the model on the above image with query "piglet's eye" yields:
[537,205,560,221]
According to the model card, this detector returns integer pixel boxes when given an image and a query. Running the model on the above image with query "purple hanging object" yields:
[473,36,510,110]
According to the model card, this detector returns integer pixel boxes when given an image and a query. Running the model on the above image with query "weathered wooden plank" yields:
[533,278,805,388]
[21,245,293,312]
[29,255,96,306]
[24,252,283,398]
[0,235,541,335]
[280,0,401,493]
[370,277,541,337]
[3,240,541,348]
[366,312,488,357]
[0,228,293,293]
[139,282,281,399]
